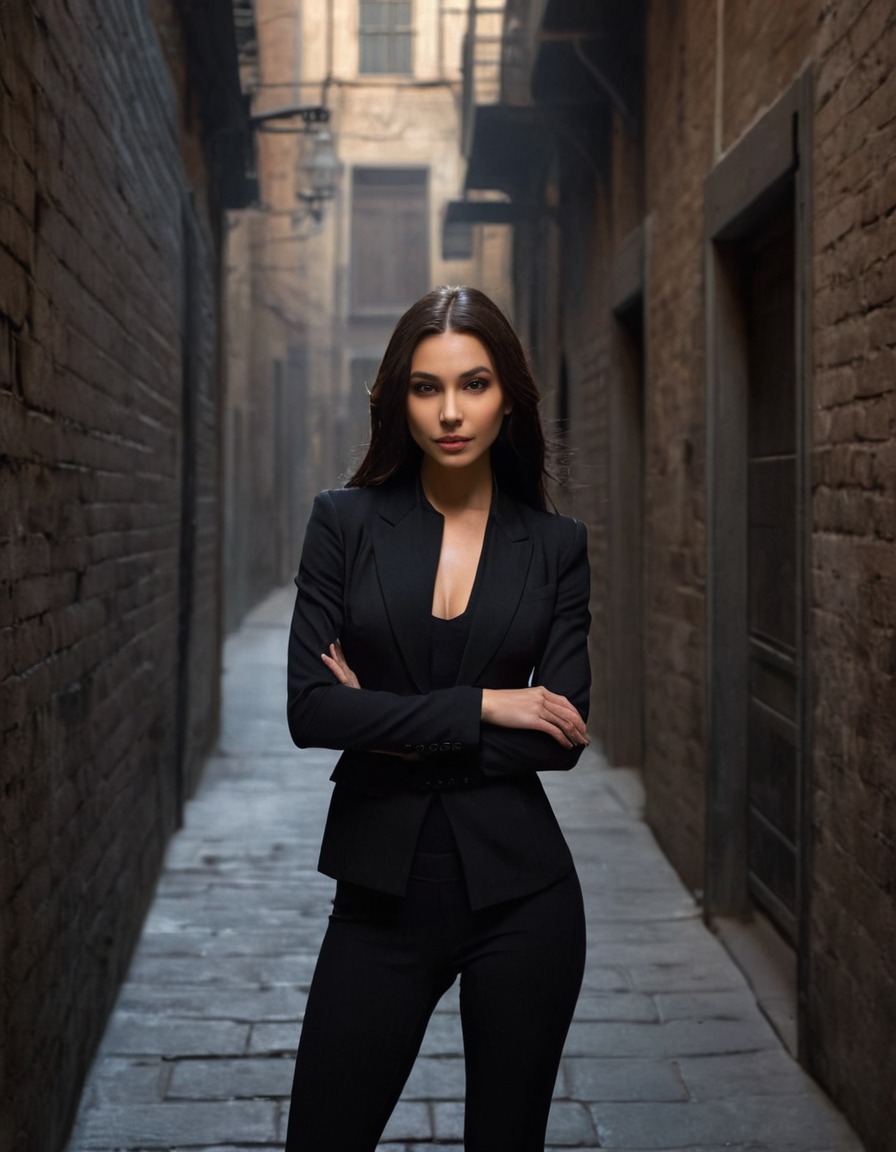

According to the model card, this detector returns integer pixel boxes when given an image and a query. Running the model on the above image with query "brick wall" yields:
[638,2,896,1146]
[721,0,817,149]
[503,1,895,1147]
[808,3,896,1145]
[0,3,226,1148]
[640,0,716,888]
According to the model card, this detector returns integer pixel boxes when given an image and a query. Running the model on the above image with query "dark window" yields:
[351,168,428,312]
[442,219,474,261]
[359,1,412,74]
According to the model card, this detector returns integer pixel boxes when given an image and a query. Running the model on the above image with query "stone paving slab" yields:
[80,1058,173,1106]
[125,954,319,986]
[116,983,306,1021]
[246,1022,302,1057]
[563,1014,779,1059]
[98,1016,250,1058]
[573,990,658,1021]
[401,1057,466,1100]
[434,1100,597,1145]
[590,1096,861,1150]
[380,1103,433,1143]
[674,1049,822,1099]
[652,988,760,1021]
[560,1058,688,1103]
[67,584,865,1152]
[72,1101,281,1149]
[135,930,323,962]
[165,1058,294,1101]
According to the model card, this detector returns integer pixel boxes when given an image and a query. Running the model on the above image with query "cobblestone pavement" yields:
[68,586,864,1152]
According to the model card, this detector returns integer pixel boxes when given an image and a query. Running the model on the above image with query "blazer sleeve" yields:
[287,491,482,753]
[478,517,592,778]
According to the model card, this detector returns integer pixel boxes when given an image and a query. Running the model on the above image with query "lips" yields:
[435,436,471,453]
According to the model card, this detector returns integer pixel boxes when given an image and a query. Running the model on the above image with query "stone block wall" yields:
[0,3,225,1148]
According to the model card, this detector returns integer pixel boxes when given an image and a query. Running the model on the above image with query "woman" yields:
[284,285,591,1151]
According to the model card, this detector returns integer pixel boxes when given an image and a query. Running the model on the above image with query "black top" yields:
[430,611,472,690]
[416,520,491,854]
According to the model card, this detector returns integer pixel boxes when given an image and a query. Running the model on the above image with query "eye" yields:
[465,378,490,392]
[410,380,437,395]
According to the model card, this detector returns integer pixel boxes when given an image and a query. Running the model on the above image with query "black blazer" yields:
[287,477,591,908]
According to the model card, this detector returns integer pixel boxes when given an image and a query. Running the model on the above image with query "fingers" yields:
[536,718,575,748]
[532,714,578,749]
[539,689,589,747]
[481,686,589,746]
[320,641,360,688]
[478,687,590,747]
[321,650,348,684]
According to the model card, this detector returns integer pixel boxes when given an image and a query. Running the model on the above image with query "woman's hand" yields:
[321,642,422,760]
[321,641,360,689]
[481,687,590,749]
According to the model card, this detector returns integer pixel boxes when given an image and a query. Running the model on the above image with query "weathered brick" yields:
[864,309,896,363]
[817,194,857,251]
[816,314,869,368]
[847,0,894,63]
[1,3,232,1150]
[0,243,29,323]
[545,4,896,1150]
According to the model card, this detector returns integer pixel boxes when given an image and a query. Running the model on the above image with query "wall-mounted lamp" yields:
[296,128,340,223]
[250,104,340,226]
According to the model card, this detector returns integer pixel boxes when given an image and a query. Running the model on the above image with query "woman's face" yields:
[406,331,511,476]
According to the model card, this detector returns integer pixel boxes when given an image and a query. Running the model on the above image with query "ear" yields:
[503,403,513,417]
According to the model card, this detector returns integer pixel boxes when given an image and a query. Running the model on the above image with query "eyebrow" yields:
[409,365,494,382]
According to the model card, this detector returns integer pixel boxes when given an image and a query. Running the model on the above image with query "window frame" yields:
[358,0,413,76]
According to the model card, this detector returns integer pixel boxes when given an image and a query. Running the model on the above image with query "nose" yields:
[440,387,461,426]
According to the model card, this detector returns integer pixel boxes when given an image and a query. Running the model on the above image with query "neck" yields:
[420,456,493,514]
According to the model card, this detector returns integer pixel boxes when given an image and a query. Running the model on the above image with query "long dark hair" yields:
[347,285,550,511]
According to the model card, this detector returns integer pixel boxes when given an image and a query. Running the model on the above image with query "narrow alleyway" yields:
[67,586,864,1152]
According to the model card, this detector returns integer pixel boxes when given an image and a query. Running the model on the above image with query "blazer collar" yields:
[371,477,533,691]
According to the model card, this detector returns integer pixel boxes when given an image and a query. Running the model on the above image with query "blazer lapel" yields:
[371,481,441,693]
[371,480,534,692]
[457,489,533,686]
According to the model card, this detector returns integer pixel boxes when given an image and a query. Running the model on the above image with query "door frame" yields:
[703,72,813,1042]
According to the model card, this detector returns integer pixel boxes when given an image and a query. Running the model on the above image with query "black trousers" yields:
[284,847,586,1152]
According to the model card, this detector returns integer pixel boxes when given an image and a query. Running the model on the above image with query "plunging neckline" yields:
[424,496,493,622]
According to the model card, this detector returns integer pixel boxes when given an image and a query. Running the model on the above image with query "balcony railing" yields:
[461,5,506,157]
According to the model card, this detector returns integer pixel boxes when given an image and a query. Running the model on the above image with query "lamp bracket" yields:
[251,105,331,132]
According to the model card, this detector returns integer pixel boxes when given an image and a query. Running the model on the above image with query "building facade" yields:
[224,0,513,631]
[459,3,895,1150]
[0,3,249,1148]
